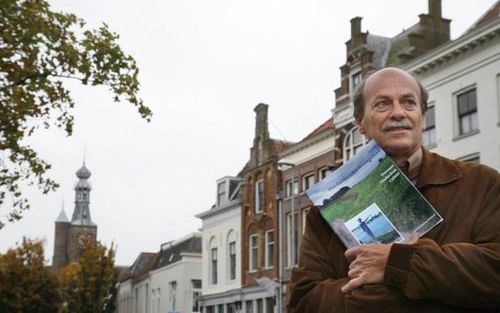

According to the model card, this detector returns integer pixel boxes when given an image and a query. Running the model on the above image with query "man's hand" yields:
[341,243,392,293]
[341,233,419,293]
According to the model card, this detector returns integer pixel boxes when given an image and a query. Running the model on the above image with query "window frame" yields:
[255,179,264,213]
[264,229,275,269]
[211,247,218,285]
[228,241,236,281]
[249,234,259,272]
[454,87,479,137]
[422,103,437,148]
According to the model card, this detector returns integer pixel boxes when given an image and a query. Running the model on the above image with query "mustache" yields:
[383,120,413,131]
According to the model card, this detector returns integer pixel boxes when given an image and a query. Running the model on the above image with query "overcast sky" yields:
[1,0,497,266]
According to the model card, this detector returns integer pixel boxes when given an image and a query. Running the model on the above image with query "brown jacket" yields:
[288,148,500,313]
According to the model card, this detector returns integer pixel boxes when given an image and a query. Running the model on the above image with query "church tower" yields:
[52,163,98,273]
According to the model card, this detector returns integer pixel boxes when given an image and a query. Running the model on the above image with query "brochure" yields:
[306,140,442,248]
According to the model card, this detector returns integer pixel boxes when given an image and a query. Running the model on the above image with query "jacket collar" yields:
[416,148,462,189]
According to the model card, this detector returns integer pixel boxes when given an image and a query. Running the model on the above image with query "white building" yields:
[405,3,500,170]
[117,233,202,313]
[196,176,243,313]
[118,252,157,313]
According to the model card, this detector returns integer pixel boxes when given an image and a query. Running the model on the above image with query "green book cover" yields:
[307,141,442,248]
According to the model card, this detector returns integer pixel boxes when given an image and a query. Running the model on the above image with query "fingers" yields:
[341,276,364,293]
[345,245,361,262]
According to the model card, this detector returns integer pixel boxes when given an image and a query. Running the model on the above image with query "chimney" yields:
[428,0,442,18]
[254,103,269,142]
[351,17,362,37]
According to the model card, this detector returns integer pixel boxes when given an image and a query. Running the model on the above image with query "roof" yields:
[466,0,500,33]
[55,208,69,223]
[366,34,391,68]
[153,233,201,270]
[119,252,157,282]
[302,117,334,140]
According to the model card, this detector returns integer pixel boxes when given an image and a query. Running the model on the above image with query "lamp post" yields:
[277,160,296,313]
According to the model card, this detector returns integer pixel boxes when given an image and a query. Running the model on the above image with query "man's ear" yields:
[355,117,366,134]
[421,111,427,130]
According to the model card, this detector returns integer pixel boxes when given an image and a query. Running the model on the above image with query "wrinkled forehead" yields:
[364,70,421,102]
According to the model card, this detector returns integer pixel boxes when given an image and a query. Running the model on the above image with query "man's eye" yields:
[374,100,389,108]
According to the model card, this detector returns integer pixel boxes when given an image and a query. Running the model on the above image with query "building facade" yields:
[239,103,291,313]
[332,0,451,165]
[117,233,202,313]
[405,1,500,171]
[196,176,243,313]
[276,118,336,303]
[52,163,97,273]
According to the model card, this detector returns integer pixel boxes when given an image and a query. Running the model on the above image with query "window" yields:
[256,299,263,313]
[169,281,177,311]
[302,173,315,192]
[266,297,274,313]
[343,127,367,161]
[229,241,236,280]
[286,213,298,267]
[217,181,226,206]
[192,280,201,312]
[457,88,478,135]
[245,300,253,313]
[255,180,264,213]
[350,70,363,95]
[318,167,329,181]
[249,234,259,272]
[423,105,436,147]
[218,304,224,313]
[211,248,218,284]
[285,179,299,197]
[265,230,275,268]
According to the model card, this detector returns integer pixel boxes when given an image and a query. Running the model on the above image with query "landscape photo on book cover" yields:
[307,141,442,247]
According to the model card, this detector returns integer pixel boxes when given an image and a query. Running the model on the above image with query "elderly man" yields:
[288,67,500,312]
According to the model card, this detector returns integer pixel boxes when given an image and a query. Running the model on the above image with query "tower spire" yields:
[71,162,95,226]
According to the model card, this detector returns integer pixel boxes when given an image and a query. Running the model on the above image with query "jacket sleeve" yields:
[288,207,407,313]
[384,168,500,308]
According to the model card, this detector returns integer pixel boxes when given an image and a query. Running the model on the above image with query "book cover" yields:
[306,140,442,248]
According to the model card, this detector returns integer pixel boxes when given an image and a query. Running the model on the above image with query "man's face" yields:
[356,68,425,159]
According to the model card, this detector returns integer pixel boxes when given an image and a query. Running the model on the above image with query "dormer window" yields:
[217,181,226,207]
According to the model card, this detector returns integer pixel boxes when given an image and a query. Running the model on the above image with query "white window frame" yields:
[264,230,275,269]
[285,179,299,198]
[454,86,479,138]
[318,166,329,181]
[169,281,177,311]
[286,213,298,267]
[211,247,218,285]
[255,179,264,213]
[423,103,437,148]
[302,173,315,192]
[249,234,259,272]
[343,126,367,161]
[191,279,201,313]
[217,180,226,207]
[349,68,363,97]
[228,241,236,281]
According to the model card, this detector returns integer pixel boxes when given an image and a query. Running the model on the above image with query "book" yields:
[306,140,442,248]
